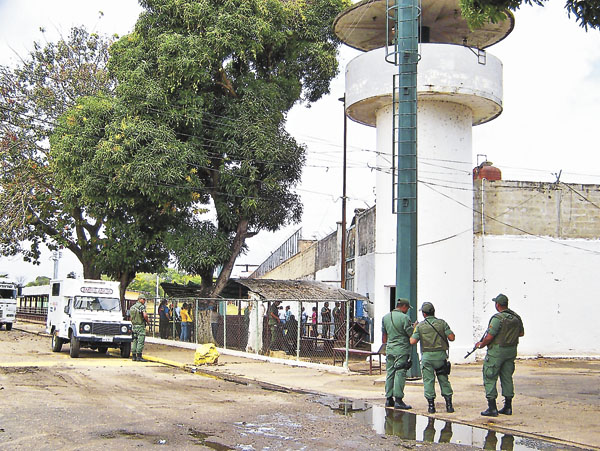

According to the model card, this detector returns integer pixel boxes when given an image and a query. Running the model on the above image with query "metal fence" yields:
[147,298,374,369]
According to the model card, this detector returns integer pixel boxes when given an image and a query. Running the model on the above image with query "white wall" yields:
[474,235,600,357]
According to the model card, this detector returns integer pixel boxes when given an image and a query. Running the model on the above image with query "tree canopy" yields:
[106,0,350,297]
[459,0,600,30]
[0,27,181,300]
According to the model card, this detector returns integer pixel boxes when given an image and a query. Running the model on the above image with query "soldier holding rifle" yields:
[474,294,524,417]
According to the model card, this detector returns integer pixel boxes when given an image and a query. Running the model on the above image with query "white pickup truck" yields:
[46,279,133,358]
[0,280,17,331]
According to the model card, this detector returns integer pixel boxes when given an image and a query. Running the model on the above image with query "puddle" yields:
[188,428,235,450]
[100,430,148,440]
[314,397,581,450]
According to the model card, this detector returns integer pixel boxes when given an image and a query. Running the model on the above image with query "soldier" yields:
[130,294,149,362]
[410,302,455,413]
[476,293,524,417]
[382,298,414,410]
[268,301,282,350]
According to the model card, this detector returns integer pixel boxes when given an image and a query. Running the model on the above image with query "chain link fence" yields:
[146,297,374,368]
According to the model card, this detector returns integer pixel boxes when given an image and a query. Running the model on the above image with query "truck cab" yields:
[46,279,132,358]
[0,280,17,331]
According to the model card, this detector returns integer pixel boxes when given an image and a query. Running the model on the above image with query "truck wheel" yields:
[69,334,80,358]
[97,346,108,354]
[120,342,131,358]
[5,323,12,331]
[51,333,62,352]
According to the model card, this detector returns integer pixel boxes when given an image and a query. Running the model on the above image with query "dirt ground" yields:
[0,328,475,451]
[142,338,600,450]
[2,325,599,450]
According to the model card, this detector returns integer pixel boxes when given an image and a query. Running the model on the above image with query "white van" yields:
[0,280,17,331]
[46,279,133,358]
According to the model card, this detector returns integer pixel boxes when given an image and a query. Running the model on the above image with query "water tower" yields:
[334,0,514,359]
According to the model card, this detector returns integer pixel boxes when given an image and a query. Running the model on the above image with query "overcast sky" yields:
[1,0,599,282]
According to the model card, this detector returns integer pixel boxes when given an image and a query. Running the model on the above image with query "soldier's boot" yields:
[131,353,138,361]
[481,399,498,417]
[498,397,512,415]
[443,395,455,413]
[427,398,436,414]
[136,354,148,362]
[385,397,395,408]
[394,397,412,410]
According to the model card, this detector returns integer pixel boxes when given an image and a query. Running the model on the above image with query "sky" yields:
[0,0,599,283]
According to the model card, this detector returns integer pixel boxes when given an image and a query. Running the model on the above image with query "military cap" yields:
[138,293,147,300]
[492,293,509,306]
[396,298,410,306]
[420,302,435,314]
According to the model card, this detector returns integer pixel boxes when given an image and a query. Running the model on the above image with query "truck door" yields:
[61,297,72,337]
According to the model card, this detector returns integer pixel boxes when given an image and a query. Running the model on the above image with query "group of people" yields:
[305,301,345,338]
[157,299,194,342]
[382,293,524,416]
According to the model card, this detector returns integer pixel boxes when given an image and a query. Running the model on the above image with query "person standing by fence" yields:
[158,299,171,339]
[180,303,192,342]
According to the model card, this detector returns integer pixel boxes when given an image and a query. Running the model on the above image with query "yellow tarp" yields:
[194,343,220,365]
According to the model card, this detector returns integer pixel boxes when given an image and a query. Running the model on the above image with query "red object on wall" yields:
[473,161,501,181]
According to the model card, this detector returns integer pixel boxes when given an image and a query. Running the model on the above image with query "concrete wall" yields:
[474,180,600,238]
[474,235,600,357]
[356,207,376,256]
[261,243,317,281]
[316,230,338,272]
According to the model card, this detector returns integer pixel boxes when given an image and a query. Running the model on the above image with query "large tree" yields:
[0,27,114,273]
[107,0,350,305]
[459,0,600,30]
[0,26,180,303]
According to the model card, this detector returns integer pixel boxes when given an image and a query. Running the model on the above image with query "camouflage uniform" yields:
[382,305,413,401]
[412,315,454,400]
[130,301,147,355]
[483,307,524,399]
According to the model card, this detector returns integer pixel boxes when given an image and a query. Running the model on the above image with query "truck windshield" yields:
[73,296,120,312]
[0,288,16,299]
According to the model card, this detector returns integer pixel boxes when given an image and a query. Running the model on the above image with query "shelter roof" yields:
[161,279,369,301]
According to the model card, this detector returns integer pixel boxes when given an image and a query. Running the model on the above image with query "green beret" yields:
[420,302,435,314]
[492,293,508,306]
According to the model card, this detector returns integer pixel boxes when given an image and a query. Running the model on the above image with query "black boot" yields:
[443,395,455,413]
[136,353,147,362]
[481,398,498,417]
[427,398,436,413]
[385,397,395,408]
[394,397,412,410]
[498,397,512,415]
[131,353,138,361]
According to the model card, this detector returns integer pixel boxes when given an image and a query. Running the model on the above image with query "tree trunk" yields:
[117,270,136,318]
[196,309,215,344]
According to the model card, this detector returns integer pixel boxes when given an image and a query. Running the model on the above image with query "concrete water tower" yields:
[334,0,514,359]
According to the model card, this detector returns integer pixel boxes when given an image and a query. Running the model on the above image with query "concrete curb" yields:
[145,336,350,374]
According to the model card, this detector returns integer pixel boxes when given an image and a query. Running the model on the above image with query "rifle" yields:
[464,331,487,359]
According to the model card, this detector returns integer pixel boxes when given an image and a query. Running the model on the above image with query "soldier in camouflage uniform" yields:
[476,293,524,417]
[410,302,455,413]
[382,298,414,410]
[130,294,149,362]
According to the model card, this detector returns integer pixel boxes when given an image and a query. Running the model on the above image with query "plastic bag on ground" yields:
[194,343,220,365]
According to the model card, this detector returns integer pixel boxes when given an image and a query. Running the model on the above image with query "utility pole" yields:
[51,250,62,279]
[393,0,420,378]
[339,96,347,290]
